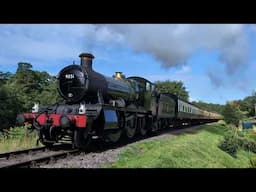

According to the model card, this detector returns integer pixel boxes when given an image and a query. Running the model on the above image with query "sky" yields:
[0,24,256,105]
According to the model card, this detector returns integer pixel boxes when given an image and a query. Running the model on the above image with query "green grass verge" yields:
[0,125,40,153]
[108,122,256,168]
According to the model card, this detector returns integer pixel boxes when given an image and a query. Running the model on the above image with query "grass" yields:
[243,129,256,141]
[108,122,256,168]
[0,125,41,153]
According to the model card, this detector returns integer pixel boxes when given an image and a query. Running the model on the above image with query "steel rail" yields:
[0,149,79,168]
[0,144,79,168]
[0,146,47,159]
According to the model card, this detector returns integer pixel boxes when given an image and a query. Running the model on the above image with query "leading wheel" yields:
[38,130,54,148]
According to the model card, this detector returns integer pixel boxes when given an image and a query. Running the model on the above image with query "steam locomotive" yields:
[17,53,222,149]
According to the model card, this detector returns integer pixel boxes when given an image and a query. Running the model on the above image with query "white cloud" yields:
[0,24,253,90]
[104,24,248,69]
[0,24,250,68]
[0,24,123,70]
[175,65,191,74]
[102,24,251,88]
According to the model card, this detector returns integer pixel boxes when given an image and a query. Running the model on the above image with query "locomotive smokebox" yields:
[57,52,135,104]
[79,53,95,71]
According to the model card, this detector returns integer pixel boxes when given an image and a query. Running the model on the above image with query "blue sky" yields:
[0,24,256,105]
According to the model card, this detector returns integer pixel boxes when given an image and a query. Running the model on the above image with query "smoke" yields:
[207,70,224,88]
[101,24,250,85]
[219,34,249,74]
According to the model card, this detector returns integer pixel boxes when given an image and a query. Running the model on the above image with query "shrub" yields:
[219,126,256,157]
[244,130,256,141]
[237,137,256,153]
[219,132,239,157]
[218,120,227,126]
[0,131,3,140]
[0,124,34,141]
[0,125,39,153]
[250,157,256,168]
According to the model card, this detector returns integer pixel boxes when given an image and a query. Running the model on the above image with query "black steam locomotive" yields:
[17,53,222,149]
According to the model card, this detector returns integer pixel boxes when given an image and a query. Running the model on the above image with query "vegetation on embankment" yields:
[0,125,40,153]
[108,122,256,168]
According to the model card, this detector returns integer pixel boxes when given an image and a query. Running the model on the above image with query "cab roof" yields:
[127,76,154,85]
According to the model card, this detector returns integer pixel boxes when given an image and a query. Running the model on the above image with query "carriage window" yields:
[146,82,151,91]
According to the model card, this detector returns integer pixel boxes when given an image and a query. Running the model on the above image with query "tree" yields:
[8,63,62,111]
[0,62,62,130]
[192,100,225,114]
[0,84,23,130]
[0,71,13,81]
[154,80,189,101]
[7,62,40,110]
[35,74,62,106]
[239,94,256,117]
[222,102,244,127]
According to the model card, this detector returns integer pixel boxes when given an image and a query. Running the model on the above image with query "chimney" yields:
[79,53,95,71]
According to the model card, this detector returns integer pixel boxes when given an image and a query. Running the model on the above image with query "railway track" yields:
[0,144,80,168]
[0,123,210,168]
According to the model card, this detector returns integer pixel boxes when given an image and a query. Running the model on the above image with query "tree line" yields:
[0,63,61,130]
[1,62,255,130]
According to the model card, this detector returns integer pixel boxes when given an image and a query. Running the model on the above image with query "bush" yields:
[244,130,256,141]
[219,131,239,157]
[237,137,256,153]
[250,157,256,168]
[219,126,256,157]
[0,131,3,140]
[0,85,24,130]
[0,124,33,141]
[0,125,39,153]
[218,120,227,126]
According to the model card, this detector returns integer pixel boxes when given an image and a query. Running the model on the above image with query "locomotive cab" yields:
[127,76,155,110]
